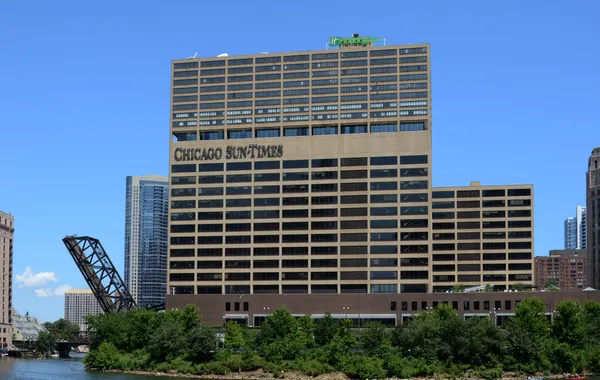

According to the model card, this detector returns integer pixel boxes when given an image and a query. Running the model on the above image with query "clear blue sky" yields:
[1,1,599,322]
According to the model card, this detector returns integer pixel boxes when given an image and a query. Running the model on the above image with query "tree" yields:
[583,300,600,346]
[45,318,80,341]
[35,331,56,357]
[360,322,391,357]
[256,308,313,362]
[552,300,585,347]
[146,316,186,362]
[186,325,217,362]
[451,284,466,292]
[224,320,246,349]
[511,283,526,292]
[545,279,559,288]
[506,297,549,364]
[484,284,494,292]
[315,313,338,346]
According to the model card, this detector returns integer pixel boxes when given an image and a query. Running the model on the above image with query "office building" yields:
[588,147,600,289]
[0,211,13,350]
[64,289,103,331]
[565,206,586,250]
[431,182,534,292]
[124,175,169,308]
[166,36,537,325]
[535,249,587,290]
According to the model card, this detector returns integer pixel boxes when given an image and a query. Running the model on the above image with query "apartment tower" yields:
[564,205,586,250]
[535,249,587,290]
[0,211,13,350]
[588,148,600,289]
[64,289,103,331]
[124,175,169,308]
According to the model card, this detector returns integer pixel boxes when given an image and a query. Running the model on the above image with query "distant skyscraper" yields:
[0,211,13,350]
[124,175,169,308]
[564,206,587,250]
[64,289,103,331]
[587,148,600,289]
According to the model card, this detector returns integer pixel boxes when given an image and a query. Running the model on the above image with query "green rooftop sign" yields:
[329,36,383,47]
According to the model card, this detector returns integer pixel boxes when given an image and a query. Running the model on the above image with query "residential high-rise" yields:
[64,289,103,331]
[535,249,588,290]
[431,182,534,291]
[124,175,169,308]
[165,36,537,325]
[0,211,13,350]
[587,147,600,289]
[564,205,586,250]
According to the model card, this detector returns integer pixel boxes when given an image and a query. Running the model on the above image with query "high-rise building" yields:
[165,36,537,326]
[64,289,103,331]
[431,182,534,291]
[564,205,586,250]
[587,147,600,289]
[535,249,588,290]
[0,211,13,350]
[124,175,169,309]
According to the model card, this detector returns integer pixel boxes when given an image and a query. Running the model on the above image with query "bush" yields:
[84,342,123,370]
[342,355,386,380]
[476,366,503,380]
[295,358,334,376]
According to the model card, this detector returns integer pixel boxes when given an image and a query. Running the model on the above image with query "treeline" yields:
[84,298,600,379]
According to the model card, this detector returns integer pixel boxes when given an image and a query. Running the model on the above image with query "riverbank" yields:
[102,368,586,380]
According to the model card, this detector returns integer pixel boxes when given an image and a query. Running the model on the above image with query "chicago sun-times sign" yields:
[174,144,283,162]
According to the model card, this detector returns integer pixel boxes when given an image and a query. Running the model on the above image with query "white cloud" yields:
[16,267,58,288]
[34,284,73,298]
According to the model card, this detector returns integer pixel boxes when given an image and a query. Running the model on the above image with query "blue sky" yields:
[1,1,599,322]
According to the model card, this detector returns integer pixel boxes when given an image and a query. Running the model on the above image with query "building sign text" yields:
[174,145,283,161]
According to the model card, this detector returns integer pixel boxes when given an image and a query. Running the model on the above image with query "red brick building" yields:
[535,249,588,290]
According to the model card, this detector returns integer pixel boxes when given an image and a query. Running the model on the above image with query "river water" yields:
[1,355,599,380]
[0,354,172,380]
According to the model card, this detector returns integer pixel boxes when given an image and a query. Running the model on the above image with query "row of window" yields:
[433,242,533,250]
[172,155,427,173]
[433,189,531,198]
[171,219,427,233]
[432,199,532,208]
[170,283,429,295]
[173,73,429,87]
[173,49,428,70]
[170,247,531,259]
[176,90,426,100]
[432,210,533,219]
[432,231,532,239]
[170,270,429,282]
[172,258,429,270]
[181,82,428,94]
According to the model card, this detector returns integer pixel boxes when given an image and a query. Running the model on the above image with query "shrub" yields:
[84,341,122,370]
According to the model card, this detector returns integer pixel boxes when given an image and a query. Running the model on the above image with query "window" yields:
[313,126,338,135]
[342,125,367,134]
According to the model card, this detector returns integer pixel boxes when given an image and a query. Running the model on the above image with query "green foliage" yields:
[35,331,56,356]
[224,321,246,349]
[359,322,391,357]
[505,297,549,364]
[84,300,600,377]
[43,318,80,341]
[314,313,338,346]
[552,300,585,347]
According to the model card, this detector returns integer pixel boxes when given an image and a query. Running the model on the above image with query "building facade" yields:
[0,211,13,350]
[588,147,600,289]
[535,249,587,290]
[565,205,586,250]
[165,37,537,325]
[124,175,169,308]
[64,289,103,331]
[431,182,534,292]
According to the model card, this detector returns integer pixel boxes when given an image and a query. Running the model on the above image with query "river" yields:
[0,354,172,380]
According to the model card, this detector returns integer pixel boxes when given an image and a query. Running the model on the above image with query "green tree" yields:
[583,300,600,346]
[35,331,56,357]
[359,322,391,357]
[256,308,312,362]
[315,313,338,346]
[552,300,585,347]
[146,315,186,362]
[186,324,217,362]
[484,284,494,292]
[451,284,466,292]
[511,283,526,292]
[45,318,80,341]
[506,297,549,364]
[463,316,506,366]
[224,320,246,349]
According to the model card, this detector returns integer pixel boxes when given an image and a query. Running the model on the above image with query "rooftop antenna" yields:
[186,52,198,59]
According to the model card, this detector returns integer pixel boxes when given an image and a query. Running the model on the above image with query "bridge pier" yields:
[56,342,71,358]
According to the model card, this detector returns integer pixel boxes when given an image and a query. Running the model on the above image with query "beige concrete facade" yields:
[165,40,537,324]
[0,211,13,349]
[64,289,103,331]
[431,182,534,291]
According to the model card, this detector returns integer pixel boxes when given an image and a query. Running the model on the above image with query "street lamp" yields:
[342,306,350,320]
[489,307,500,325]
